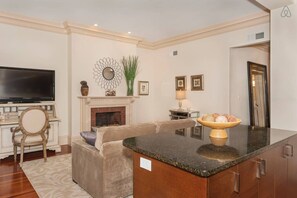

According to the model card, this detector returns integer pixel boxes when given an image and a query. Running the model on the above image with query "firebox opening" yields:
[96,112,122,127]
[91,106,126,128]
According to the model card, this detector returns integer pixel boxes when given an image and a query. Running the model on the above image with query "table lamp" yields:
[176,90,186,110]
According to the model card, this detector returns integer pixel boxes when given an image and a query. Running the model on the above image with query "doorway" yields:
[247,62,270,127]
[229,42,270,126]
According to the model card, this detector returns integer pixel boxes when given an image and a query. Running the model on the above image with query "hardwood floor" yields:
[0,145,71,198]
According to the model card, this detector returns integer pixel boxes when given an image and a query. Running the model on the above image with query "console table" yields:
[169,109,199,120]
[0,102,61,159]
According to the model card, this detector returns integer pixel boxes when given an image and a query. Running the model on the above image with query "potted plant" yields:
[122,56,139,96]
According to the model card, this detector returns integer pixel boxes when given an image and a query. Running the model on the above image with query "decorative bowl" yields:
[197,117,241,139]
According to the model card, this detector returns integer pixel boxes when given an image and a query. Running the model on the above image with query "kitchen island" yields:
[123,125,297,198]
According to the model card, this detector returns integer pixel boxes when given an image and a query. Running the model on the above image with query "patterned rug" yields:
[22,154,91,198]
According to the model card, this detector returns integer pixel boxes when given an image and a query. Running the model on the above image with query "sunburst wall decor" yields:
[93,57,123,90]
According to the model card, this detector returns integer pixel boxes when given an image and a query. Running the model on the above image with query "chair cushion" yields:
[14,134,47,144]
[80,131,96,146]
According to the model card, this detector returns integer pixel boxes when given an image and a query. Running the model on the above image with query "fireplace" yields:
[91,107,126,127]
[79,96,136,131]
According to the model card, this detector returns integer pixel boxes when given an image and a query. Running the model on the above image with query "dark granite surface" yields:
[123,125,297,177]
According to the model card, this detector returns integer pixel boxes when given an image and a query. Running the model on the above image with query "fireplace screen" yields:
[91,106,126,127]
[96,112,122,127]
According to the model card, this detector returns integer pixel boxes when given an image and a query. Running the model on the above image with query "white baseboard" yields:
[59,135,82,145]
[71,135,81,142]
[58,135,69,145]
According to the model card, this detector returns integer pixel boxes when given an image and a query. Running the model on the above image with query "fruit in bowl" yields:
[201,113,239,123]
[198,113,241,139]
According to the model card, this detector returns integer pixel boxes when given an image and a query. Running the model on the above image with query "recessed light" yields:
[93,24,98,27]
[127,31,132,34]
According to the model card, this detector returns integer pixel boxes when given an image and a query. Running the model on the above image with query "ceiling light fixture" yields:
[93,24,98,27]
[127,31,132,34]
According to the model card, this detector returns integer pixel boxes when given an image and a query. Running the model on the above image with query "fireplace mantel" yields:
[79,96,138,131]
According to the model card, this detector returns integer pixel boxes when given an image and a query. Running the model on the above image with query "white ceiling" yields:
[0,0,265,42]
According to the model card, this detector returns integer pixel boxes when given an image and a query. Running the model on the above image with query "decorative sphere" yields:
[215,115,228,123]
[202,114,215,122]
[212,113,220,119]
[227,115,237,122]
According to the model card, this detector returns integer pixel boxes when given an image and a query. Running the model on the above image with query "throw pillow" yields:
[80,131,96,146]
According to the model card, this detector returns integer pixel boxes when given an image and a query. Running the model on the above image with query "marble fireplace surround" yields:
[79,96,137,131]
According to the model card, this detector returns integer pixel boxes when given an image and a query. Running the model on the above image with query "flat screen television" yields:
[0,66,55,103]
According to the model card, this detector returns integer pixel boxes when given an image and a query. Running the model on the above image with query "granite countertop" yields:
[123,125,297,177]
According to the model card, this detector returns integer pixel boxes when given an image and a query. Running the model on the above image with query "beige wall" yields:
[0,18,271,143]
[69,33,138,138]
[152,23,270,120]
[68,37,164,136]
[230,47,269,125]
[271,3,297,130]
[134,48,159,123]
[0,23,69,144]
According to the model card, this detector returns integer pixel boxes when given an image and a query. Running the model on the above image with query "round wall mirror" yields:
[93,57,123,90]
[102,67,115,80]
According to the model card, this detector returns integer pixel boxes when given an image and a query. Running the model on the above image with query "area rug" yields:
[22,154,91,198]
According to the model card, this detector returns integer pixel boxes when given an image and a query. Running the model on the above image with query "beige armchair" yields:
[11,107,50,167]
[72,119,196,198]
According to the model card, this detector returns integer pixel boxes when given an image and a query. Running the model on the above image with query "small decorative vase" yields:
[126,79,134,96]
[81,86,89,96]
[80,81,89,96]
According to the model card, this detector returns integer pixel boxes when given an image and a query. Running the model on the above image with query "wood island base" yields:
[133,135,297,198]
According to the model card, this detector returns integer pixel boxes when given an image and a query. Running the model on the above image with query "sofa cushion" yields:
[156,119,196,133]
[80,131,96,146]
[95,122,156,150]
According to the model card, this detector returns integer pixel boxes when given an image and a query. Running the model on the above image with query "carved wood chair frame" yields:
[11,106,50,167]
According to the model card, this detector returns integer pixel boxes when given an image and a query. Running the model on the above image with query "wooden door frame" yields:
[247,61,270,127]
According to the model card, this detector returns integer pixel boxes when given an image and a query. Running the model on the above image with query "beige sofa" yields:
[72,119,196,198]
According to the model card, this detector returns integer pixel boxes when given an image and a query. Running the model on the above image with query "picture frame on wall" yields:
[138,81,149,95]
[191,75,204,91]
[191,126,203,140]
[175,128,186,136]
[175,76,186,91]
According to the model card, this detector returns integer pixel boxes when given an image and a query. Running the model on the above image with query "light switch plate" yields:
[140,157,152,171]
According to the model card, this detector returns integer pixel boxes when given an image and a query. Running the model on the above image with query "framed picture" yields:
[175,76,186,91]
[191,75,204,91]
[175,128,186,136]
[191,126,203,140]
[138,81,149,95]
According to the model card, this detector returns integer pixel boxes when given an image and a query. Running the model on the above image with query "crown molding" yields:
[0,11,269,49]
[0,12,66,34]
[137,40,155,50]
[0,11,143,44]
[63,22,143,45]
[154,12,269,49]
[138,12,270,49]
[255,0,294,10]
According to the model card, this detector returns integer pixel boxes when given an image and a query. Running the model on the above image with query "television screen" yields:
[0,66,55,103]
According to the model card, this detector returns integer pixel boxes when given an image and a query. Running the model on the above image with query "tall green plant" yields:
[122,56,139,96]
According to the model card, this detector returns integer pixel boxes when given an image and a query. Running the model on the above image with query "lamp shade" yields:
[176,90,186,100]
